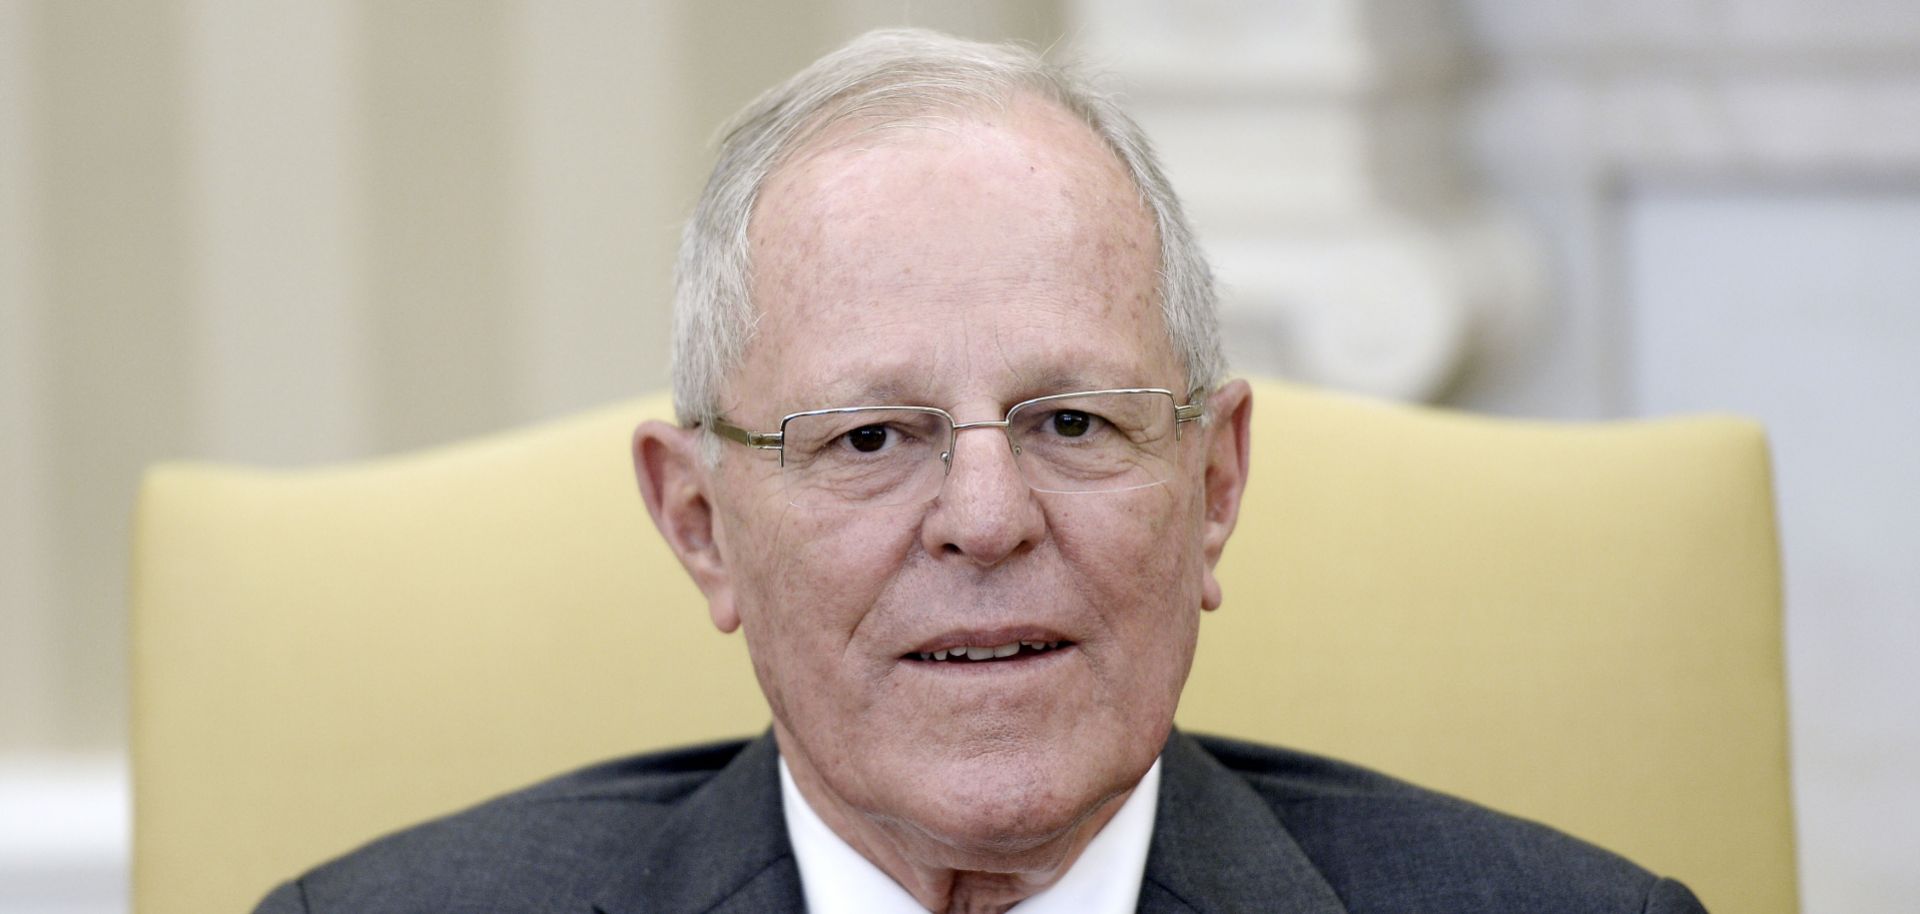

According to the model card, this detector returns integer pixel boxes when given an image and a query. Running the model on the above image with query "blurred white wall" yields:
[2,1,1916,912]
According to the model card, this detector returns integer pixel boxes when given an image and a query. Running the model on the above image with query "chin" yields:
[888,735,1145,863]
[902,795,1092,867]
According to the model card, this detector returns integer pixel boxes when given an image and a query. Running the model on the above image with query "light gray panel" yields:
[36,0,197,752]
[0,0,51,753]
[509,1,682,414]
[361,0,518,452]
[184,0,370,465]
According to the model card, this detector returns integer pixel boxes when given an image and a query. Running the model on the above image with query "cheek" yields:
[727,503,922,670]
[773,507,921,600]
[1046,489,1206,685]
[1047,487,1203,609]
[733,510,929,752]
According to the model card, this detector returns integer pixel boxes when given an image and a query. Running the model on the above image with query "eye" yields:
[845,425,890,453]
[1049,410,1094,438]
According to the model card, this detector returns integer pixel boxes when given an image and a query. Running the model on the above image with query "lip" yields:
[904,626,1077,657]
[903,642,1078,675]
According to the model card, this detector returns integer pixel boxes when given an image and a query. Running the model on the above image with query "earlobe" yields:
[1201,568,1224,612]
[632,421,740,633]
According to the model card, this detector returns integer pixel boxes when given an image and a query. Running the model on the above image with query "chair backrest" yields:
[131,379,1797,914]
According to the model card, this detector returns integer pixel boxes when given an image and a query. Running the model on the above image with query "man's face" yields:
[699,98,1229,856]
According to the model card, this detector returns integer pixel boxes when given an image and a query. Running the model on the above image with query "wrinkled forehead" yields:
[750,92,1157,270]
[734,96,1173,414]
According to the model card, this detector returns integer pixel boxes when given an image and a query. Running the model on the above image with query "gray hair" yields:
[671,28,1222,429]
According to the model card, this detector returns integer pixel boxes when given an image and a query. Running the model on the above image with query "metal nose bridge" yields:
[940,417,1016,471]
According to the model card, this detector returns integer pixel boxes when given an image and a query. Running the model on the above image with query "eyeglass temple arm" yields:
[709,416,783,450]
[1175,388,1207,424]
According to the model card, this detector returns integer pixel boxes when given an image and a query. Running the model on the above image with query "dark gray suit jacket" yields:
[254,731,1707,913]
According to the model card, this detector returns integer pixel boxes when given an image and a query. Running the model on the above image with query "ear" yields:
[632,420,741,633]
[1197,380,1253,612]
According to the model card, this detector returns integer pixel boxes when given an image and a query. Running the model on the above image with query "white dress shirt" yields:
[779,756,1162,914]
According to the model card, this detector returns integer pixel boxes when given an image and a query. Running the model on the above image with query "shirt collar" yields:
[779,755,1163,914]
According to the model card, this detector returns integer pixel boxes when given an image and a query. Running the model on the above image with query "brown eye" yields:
[1050,411,1092,437]
[847,426,889,452]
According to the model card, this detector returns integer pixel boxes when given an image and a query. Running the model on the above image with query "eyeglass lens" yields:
[777,391,1181,508]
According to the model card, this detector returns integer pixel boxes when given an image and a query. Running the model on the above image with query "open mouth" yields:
[905,640,1072,663]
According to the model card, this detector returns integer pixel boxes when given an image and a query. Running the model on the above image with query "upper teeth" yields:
[916,641,1063,662]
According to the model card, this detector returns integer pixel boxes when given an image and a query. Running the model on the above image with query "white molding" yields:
[0,756,128,913]
[1459,0,1920,54]
[1454,4,1920,421]
[1072,0,1540,401]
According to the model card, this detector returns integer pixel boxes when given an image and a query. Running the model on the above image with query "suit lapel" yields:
[591,729,1348,914]
[1138,731,1350,914]
[592,733,805,914]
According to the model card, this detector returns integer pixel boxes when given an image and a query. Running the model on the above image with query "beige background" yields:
[3,1,1918,912]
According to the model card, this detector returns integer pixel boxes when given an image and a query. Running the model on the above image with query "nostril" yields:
[942,543,962,555]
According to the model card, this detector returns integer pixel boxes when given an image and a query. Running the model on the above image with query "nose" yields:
[920,421,1045,566]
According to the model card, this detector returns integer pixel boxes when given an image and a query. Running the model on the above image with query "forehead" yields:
[737,96,1174,412]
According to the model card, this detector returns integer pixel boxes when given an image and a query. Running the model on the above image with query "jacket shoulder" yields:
[1188,734,1707,913]
[256,737,759,913]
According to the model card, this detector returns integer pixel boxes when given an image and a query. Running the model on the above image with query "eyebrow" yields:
[1012,368,1123,398]
[787,376,938,412]
[786,368,1160,417]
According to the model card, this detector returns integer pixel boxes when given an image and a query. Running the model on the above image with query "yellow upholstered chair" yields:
[130,379,1796,914]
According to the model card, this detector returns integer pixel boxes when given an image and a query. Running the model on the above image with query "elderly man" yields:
[256,28,1707,914]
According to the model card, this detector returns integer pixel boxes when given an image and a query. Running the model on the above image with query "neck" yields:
[777,729,1138,913]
